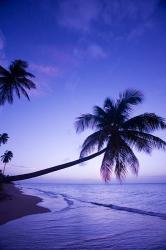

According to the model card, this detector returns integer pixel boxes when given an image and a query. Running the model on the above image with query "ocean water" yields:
[0,183,166,250]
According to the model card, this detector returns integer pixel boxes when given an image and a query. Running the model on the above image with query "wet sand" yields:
[0,183,50,225]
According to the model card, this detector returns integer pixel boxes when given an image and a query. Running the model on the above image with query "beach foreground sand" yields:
[0,183,50,225]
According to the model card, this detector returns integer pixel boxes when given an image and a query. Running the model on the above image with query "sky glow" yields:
[0,0,166,182]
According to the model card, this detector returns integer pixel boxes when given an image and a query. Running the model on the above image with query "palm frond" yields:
[114,160,127,181]
[0,77,9,85]
[19,85,30,100]
[14,84,21,99]
[75,114,99,133]
[100,136,139,181]
[93,106,107,118]
[112,137,139,180]
[10,60,28,71]
[80,131,106,158]
[123,113,166,132]
[0,133,9,145]
[119,140,139,175]
[100,148,114,182]
[116,89,144,118]
[118,89,144,106]
[20,78,36,89]
[0,85,13,104]
[121,130,166,153]
[120,131,152,153]
[137,131,166,150]
[97,131,109,151]
[104,97,115,111]
[0,66,9,76]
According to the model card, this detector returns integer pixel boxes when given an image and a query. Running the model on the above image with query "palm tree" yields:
[0,133,9,146]
[75,89,166,181]
[3,89,166,183]
[1,150,13,175]
[0,60,36,105]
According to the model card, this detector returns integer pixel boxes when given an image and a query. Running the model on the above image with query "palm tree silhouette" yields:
[0,133,9,146]
[75,89,166,181]
[0,60,36,105]
[4,89,166,183]
[1,150,13,174]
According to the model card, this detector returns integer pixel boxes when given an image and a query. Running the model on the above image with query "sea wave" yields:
[26,187,166,220]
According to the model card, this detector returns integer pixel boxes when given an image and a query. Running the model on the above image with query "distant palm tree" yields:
[3,89,166,183]
[0,60,36,105]
[1,150,13,174]
[0,133,9,146]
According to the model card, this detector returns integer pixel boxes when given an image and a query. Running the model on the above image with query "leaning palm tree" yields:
[0,133,9,146]
[0,60,36,105]
[1,150,13,174]
[75,89,166,181]
[3,89,166,183]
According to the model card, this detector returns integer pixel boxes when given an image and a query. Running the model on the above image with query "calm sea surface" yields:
[0,183,166,250]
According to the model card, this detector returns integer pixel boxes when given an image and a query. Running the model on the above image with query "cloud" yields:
[100,0,159,41]
[31,63,60,77]
[37,0,161,68]
[56,0,159,40]
[57,0,101,32]
[101,0,157,24]
[127,21,154,40]
[28,63,61,97]
[29,76,54,97]
[74,43,107,60]
[87,44,107,59]
[51,49,79,67]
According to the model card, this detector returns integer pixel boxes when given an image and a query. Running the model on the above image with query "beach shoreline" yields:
[0,183,50,225]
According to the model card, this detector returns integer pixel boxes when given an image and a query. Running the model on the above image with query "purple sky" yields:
[0,0,166,182]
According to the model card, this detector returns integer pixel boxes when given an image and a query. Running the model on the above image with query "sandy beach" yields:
[0,183,50,225]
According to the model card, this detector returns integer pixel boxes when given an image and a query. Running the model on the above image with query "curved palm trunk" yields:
[4,149,106,183]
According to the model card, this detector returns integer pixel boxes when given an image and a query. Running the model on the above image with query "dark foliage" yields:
[75,89,166,181]
[0,133,9,146]
[0,60,36,105]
